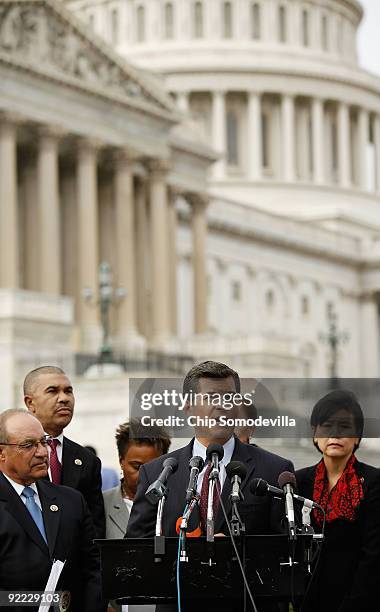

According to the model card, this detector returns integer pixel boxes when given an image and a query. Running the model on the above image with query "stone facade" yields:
[0,0,215,411]
[67,0,380,379]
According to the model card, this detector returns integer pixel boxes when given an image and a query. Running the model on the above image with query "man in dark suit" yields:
[126,361,294,611]
[0,408,103,611]
[128,361,293,538]
[24,365,105,538]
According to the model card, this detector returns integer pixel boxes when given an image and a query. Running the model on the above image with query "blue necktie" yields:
[22,486,48,544]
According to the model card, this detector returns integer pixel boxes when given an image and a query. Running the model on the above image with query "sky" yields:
[357,0,380,76]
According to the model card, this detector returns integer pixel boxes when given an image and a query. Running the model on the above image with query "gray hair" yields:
[23,365,65,396]
[0,408,35,444]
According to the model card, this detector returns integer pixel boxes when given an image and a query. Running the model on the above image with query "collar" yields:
[45,432,64,445]
[2,473,39,497]
[193,435,235,466]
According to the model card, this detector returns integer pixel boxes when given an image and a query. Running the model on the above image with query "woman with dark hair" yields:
[104,419,171,612]
[296,389,380,612]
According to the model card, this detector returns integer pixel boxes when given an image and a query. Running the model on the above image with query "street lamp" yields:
[83,262,126,362]
[319,303,349,383]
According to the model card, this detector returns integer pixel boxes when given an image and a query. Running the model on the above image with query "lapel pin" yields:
[74,459,82,466]
[50,504,59,512]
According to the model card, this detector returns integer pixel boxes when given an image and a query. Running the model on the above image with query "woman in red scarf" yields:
[296,389,380,612]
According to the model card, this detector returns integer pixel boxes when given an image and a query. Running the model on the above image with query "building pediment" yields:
[0,0,176,118]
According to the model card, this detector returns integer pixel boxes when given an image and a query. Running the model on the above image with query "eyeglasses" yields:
[0,435,49,452]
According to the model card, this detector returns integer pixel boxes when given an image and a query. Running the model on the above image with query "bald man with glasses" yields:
[0,409,103,612]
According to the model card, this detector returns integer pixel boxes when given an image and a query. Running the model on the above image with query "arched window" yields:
[88,13,95,29]
[164,2,174,39]
[251,2,261,40]
[193,1,203,38]
[226,109,239,166]
[137,5,145,42]
[111,8,119,44]
[223,1,233,39]
[321,14,328,51]
[278,5,286,43]
[302,10,309,47]
[301,296,310,316]
[232,281,242,302]
[266,289,275,312]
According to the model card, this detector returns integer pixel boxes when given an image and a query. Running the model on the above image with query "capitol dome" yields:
[62,0,380,381]
[68,0,380,225]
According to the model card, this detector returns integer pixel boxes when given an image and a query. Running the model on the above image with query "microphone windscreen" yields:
[206,443,224,461]
[250,477,268,496]
[163,457,179,473]
[226,461,247,482]
[189,456,204,471]
[278,471,297,490]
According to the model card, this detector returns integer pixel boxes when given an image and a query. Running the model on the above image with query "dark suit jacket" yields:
[296,461,380,612]
[61,436,105,538]
[0,472,103,612]
[127,437,294,538]
[127,438,293,612]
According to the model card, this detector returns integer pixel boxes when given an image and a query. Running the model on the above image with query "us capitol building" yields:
[1,0,380,463]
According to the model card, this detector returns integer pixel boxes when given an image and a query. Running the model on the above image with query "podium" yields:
[97,535,310,607]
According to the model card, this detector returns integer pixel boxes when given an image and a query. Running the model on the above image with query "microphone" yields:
[206,442,224,480]
[250,477,322,510]
[278,471,296,541]
[185,456,204,503]
[205,443,224,542]
[226,461,247,503]
[145,457,178,505]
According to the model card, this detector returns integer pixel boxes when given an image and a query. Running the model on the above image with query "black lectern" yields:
[97,535,310,606]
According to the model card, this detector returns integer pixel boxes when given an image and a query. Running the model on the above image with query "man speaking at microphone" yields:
[127,360,293,541]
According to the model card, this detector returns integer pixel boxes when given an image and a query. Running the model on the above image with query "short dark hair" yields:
[311,389,364,452]
[23,366,66,396]
[183,361,240,394]
[115,418,171,459]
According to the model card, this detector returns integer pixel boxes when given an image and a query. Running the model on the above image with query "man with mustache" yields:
[24,365,105,537]
[0,409,103,611]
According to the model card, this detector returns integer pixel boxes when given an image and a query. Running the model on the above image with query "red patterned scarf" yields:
[313,454,364,526]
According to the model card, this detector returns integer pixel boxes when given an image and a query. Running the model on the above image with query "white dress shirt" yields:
[193,435,235,494]
[2,473,43,510]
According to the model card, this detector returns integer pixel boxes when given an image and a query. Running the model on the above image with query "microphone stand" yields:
[154,494,166,559]
[229,477,246,612]
[206,471,218,543]
[179,495,199,562]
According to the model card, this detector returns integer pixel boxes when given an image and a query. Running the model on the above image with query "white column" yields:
[248,91,262,180]
[360,294,380,376]
[211,90,226,180]
[281,94,295,181]
[77,139,100,351]
[312,97,324,184]
[148,160,171,342]
[176,91,190,114]
[288,2,300,45]
[135,177,149,337]
[358,107,369,191]
[168,188,178,335]
[338,102,351,188]
[0,117,19,288]
[114,150,138,345]
[190,194,208,335]
[375,114,380,194]
[37,128,61,294]
[22,157,39,291]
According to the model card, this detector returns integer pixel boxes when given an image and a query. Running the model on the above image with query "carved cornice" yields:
[0,0,178,122]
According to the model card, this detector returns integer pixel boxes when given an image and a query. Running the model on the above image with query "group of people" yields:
[0,361,379,612]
